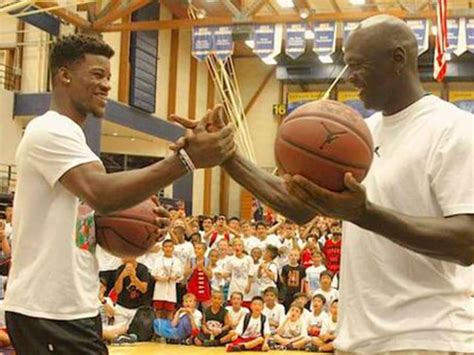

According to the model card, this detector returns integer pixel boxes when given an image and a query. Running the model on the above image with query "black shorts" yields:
[5,311,108,355]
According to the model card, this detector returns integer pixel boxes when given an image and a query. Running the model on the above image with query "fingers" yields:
[292,175,334,203]
[170,114,198,129]
[154,206,170,218]
[208,104,226,130]
[344,172,364,193]
[218,123,235,139]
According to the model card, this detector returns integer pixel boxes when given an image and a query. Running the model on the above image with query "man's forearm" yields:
[355,202,474,266]
[222,154,315,225]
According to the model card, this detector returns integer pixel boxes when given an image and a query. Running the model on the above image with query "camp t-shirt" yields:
[4,111,101,320]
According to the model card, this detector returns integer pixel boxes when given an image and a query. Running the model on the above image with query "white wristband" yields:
[178,148,196,171]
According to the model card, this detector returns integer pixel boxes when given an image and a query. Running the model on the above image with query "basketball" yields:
[275,99,374,191]
[94,199,161,258]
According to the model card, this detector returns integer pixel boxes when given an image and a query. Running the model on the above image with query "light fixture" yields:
[245,39,255,48]
[299,8,310,19]
[196,8,206,19]
[276,0,294,9]
[262,57,277,65]
[431,25,437,35]
[130,137,136,142]
[349,0,366,4]
[318,55,334,63]
[304,29,315,40]
[112,132,118,136]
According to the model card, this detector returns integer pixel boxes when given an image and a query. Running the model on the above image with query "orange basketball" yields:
[94,199,161,258]
[275,100,374,191]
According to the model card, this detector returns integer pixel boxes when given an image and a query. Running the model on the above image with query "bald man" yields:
[172,15,474,355]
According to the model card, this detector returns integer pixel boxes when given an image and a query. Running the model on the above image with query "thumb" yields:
[170,114,198,130]
[209,104,226,130]
[169,137,187,152]
[344,173,364,193]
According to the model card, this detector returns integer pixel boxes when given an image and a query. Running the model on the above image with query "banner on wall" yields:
[337,91,376,118]
[285,23,306,59]
[449,91,474,114]
[406,19,430,55]
[313,21,337,56]
[446,18,460,55]
[192,27,213,61]
[467,18,474,53]
[212,26,234,61]
[287,92,323,114]
[342,21,359,47]
[254,24,282,59]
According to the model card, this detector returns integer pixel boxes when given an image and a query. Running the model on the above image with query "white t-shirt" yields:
[308,310,330,334]
[246,262,261,300]
[183,308,203,328]
[226,306,249,326]
[262,303,286,333]
[306,265,326,294]
[236,314,271,338]
[265,234,282,249]
[173,242,195,272]
[279,316,308,338]
[4,111,100,320]
[244,236,264,253]
[96,245,121,272]
[152,255,183,302]
[336,96,474,353]
[225,255,254,299]
[258,261,278,292]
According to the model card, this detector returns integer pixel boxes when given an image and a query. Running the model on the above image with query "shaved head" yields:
[343,15,424,114]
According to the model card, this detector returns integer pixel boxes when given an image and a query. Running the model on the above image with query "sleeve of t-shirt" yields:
[27,120,100,188]
[236,315,245,336]
[263,318,271,336]
[427,115,474,216]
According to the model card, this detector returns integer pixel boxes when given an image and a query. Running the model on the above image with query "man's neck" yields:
[50,93,87,127]
[382,76,426,116]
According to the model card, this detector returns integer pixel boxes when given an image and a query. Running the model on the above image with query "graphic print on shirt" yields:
[75,211,96,253]
[287,269,301,288]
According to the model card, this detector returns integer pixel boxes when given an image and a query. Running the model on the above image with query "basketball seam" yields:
[277,136,371,170]
[282,113,373,148]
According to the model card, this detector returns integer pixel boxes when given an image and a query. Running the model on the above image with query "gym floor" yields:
[108,343,328,355]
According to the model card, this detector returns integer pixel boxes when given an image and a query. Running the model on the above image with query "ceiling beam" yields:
[95,0,120,20]
[159,0,189,18]
[245,0,268,16]
[101,8,442,32]
[266,1,279,15]
[93,0,152,29]
[294,0,311,10]
[329,0,341,13]
[34,1,91,29]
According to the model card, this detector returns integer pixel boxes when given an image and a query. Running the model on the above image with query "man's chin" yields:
[92,108,106,118]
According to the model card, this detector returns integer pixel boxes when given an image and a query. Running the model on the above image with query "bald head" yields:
[347,15,418,70]
[343,15,425,114]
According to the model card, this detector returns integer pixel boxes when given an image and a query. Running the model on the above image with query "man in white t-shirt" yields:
[4,34,236,355]
[171,15,474,355]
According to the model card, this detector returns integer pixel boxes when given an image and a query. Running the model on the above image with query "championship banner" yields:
[254,24,282,59]
[192,27,213,62]
[467,18,474,53]
[342,22,359,48]
[449,91,474,114]
[212,26,233,61]
[406,19,430,55]
[287,92,323,114]
[446,18,460,55]
[337,91,376,118]
[313,21,337,56]
[285,23,306,60]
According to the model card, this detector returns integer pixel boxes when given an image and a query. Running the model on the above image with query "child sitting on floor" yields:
[226,292,249,329]
[226,296,271,352]
[274,303,309,350]
[153,293,202,345]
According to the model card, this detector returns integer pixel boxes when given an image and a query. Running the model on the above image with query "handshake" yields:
[169,105,236,170]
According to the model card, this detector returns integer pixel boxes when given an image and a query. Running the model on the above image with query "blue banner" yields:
[285,23,306,60]
[467,18,474,53]
[313,21,336,56]
[446,19,460,55]
[254,24,276,58]
[343,22,359,47]
[212,26,233,61]
[192,27,213,62]
[406,19,429,55]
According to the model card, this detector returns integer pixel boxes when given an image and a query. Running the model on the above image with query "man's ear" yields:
[393,46,407,74]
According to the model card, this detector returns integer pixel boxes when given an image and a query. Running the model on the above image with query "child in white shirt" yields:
[152,240,183,319]
[262,287,285,336]
[274,304,310,350]
[257,245,279,293]
[305,252,326,295]
[226,292,249,329]
[313,271,339,312]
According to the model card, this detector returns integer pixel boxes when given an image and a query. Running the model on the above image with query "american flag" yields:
[433,0,448,81]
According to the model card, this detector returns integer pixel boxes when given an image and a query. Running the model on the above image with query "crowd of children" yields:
[96,211,342,352]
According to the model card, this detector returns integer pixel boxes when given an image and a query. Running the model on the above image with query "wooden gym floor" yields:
[108,343,328,355]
